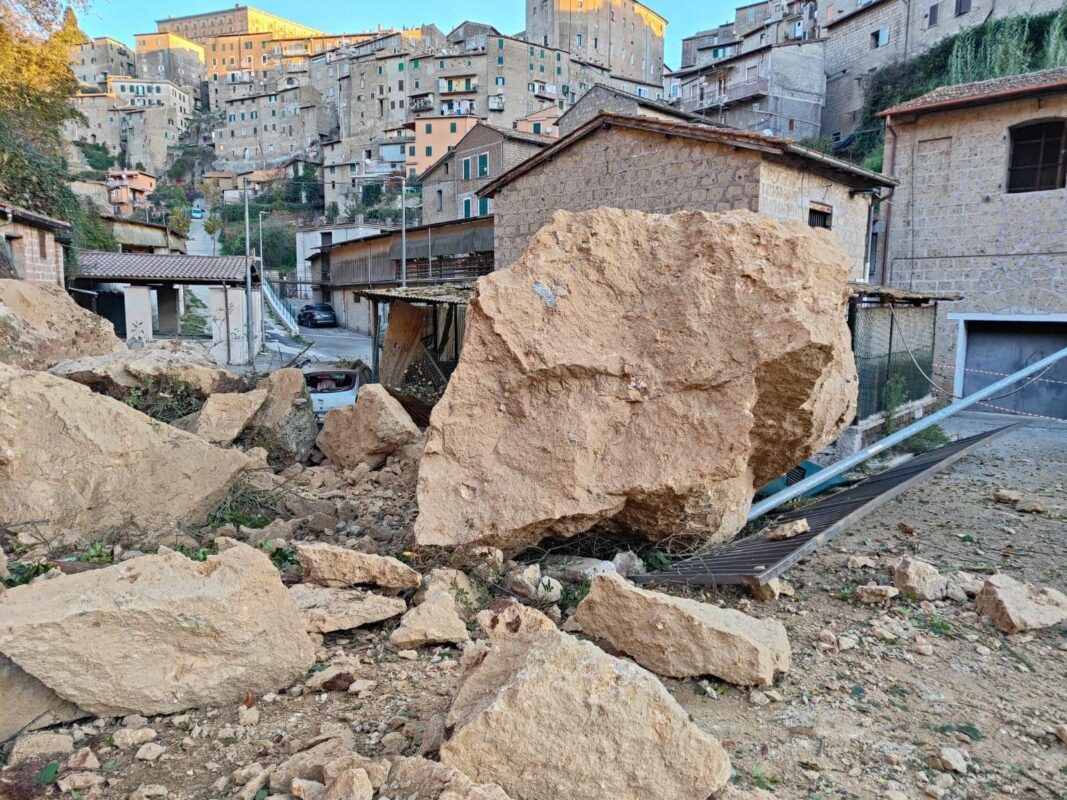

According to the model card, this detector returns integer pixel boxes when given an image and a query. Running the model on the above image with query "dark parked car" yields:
[298,303,337,328]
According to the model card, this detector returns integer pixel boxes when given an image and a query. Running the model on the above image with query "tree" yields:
[203,214,222,255]
[168,205,190,237]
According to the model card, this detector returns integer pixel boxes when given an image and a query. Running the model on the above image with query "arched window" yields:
[1007,120,1066,193]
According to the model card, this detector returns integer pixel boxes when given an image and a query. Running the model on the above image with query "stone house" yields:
[105,77,193,126]
[879,67,1067,418]
[479,112,894,275]
[406,115,480,179]
[214,84,327,161]
[106,170,156,217]
[70,36,136,89]
[421,123,553,225]
[558,83,710,137]
[65,92,124,162]
[677,40,826,140]
[821,0,1062,143]
[135,32,206,102]
[0,203,70,286]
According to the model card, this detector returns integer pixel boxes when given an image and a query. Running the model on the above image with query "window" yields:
[477,152,489,177]
[37,230,47,259]
[425,123,433,134]
[870,28,889,48]
[398,62,404,71]
[409,145,415,156]
[496,76,505,86]
[449,121,457,133]
[462,196,473,218]
[954,0,971,14]
[533,122,542,134]
[425,146,433,157]
[478,196,490,216]
[576,33,583,47]
[1007,120,1067,193]
[462,157,471,180]
[928,3,939,26]
[808,205,832,229]
[498,55,504,64]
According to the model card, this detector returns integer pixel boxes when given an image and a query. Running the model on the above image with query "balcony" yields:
[410,96,434,113]
[438,78,478,95]
[487,95,505,111]
[680,76,770,111]
[533,84,557,101]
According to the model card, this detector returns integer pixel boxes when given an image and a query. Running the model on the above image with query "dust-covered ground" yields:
[2,413,1064,800]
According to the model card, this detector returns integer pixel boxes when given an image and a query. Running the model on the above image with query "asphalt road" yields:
[257,320,373,371]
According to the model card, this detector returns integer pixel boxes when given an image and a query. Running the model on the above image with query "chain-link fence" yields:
[850,300,937,421]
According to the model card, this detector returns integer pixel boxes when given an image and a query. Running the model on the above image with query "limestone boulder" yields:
[439,599,731,800]
[0,544,315,718]
[389,590,470,649]
[573,573,790,686]
[296,542,421,593]
[415,209,857,552]
[49,340,245,399]
[975,573,1067,634]
[0,365,249,547]
[240,368,317,465]
[892,557,949,601]
[186,388,268,446]
[0,655,84,743]
[317,383,420,469]
[382,757,513,800]
[0,278,123,370]
[270,725,356,792]
[288,583,407,634]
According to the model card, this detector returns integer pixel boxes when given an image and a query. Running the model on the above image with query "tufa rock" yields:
[270,726,356,792]
[241,368,318,465]
[50,340,244,399]
[573,573,790,686]
[0,544,314,718]
[0,365,248,548]
[0,654,83,743]
[316,384,420,470]
[296,542,421,593]
[993,488,1022,505]
[892,557,949,601]
[186,388,268,446]
[415,208,856,553]
[414,568,477,615]
[440,599,731,800]
[288,583,407,634]
[382,757,513,800]
[0,278,123,370]
[975,573,1067,634]
[389,590,470,649]
[324,755,391,789]
[505,563,563,604]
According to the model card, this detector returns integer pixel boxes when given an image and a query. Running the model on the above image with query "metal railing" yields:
[680,77,770,111]
[262,274,299,334]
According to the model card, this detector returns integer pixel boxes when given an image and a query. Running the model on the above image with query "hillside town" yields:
[0,0,1066,798]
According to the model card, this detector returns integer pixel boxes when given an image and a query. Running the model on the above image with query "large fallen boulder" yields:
[317,383,420,469]
[0,365,249,547]
[239,368,317,465]
[296,542,421,593]
[288,583,407,634]
[382,757,513,800]
[572,573,790,686]
[415,209,857,552]
[0,544,314,720]
[0,655,83,743]
[975,573,1067,634]
[0,278,123,369]
[439,599,731,800]
[185,387,268,446]
[49,340,245,399]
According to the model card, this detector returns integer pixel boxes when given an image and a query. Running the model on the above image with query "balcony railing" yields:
[410,97,434,112]
[680,76,770,111]
[487,95,505,111]
[438,80,478,95]
[533,85,557,101]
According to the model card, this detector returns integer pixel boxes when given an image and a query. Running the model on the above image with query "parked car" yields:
[303,364,373,423]
[298,303,337,328]
[190,207,204,219]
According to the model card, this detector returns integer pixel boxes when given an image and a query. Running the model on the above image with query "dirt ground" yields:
[3,413,1064,800]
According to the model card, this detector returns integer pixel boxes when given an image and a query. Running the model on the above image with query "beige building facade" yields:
[155,6,322,45]
[880,69,1067,417]
[135,32,205,96]
[214,85,327,161]
[481,113,893,273]
[71,36,136,88]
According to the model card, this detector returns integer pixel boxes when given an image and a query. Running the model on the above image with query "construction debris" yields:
[415,209,857,552]
[0,278,123,369]
[316,383,421,469]
[0,364,248,548]
[0,544,314,721]
[572,573,790,686]
[975,573,1067,633]
[766,518,810,541]
[892,556,949,601]
[49,340,245,399]
[296,542,422,592]
[439,599,732,800]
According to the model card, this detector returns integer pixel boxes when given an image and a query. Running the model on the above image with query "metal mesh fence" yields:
[850,301,937,420]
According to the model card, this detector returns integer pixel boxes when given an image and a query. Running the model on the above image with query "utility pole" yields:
[400,174,407,288]
[242,178,254,364]
[258,210,267,273]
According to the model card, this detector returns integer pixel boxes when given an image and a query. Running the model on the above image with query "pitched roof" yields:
[418,122,553,181]
[557,83,714,129]
[878,67,1067,117]
[0,201,71,231]
[479,112,896,196]
[78,251,253,284]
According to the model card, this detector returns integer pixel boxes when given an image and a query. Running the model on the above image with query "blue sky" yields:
[77,0,739,69]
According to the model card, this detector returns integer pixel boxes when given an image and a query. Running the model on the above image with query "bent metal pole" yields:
[748,344,1067,522]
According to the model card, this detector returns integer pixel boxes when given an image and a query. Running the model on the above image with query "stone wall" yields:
[883,93,1067,375]
[9,222,63,286]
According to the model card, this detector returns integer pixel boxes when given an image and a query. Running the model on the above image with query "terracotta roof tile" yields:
[880,67,1067,116]
[78,251,251,283]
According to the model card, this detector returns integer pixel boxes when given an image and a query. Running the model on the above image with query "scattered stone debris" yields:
[240,367,318,465]
[892,556,949,600]
[0,364,248,549]
[854,584,900,604]
[0,278,123,370]
[505,563,563,603]
[182,387,268,445]
[296,542,422,593]
[317,383,421,469]
[573,573,790,686]
[975,573,1067,633]
[382,756,513,800]
[8,731,73,766]
[288,583,407,634]
[766,518,810,541]
[389,590,470,650]
[415,209,858,552]
[0,544,313,726]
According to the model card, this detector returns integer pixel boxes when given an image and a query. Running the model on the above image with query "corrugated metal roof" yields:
[78,251,253,283]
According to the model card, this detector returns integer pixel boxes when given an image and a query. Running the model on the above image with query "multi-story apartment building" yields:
[65,93,124,161]
[155,5,321,45]
[421,122,551,225]
[680,24,739,70]
[524,0,666,87]
[821,0,1062,142]
[214,84,328,161]
[678,40,826,139]
[405,115,480,178]
[122,106,184,175]
[322,129,411,213]
[71,36,136,88]
[105,77,193,125]
[134,32,205,98]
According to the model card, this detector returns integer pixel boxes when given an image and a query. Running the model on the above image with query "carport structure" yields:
[72,251,264,365]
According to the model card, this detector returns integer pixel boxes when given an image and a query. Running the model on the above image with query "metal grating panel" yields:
[633,422,1026,588]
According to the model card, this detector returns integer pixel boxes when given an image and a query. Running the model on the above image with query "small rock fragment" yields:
[9,731,73,765]
[765,518,809,541]
[975,573,1067,633]
[854,584,899,604]
[389,590,470,649]
[892,557,948,601]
